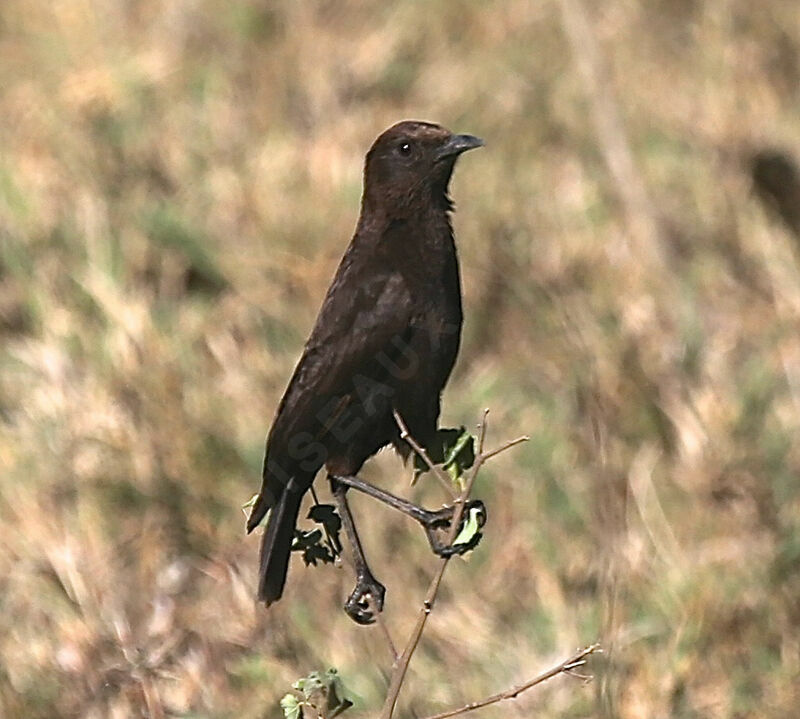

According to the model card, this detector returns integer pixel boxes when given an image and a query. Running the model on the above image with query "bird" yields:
[247,120,483,623]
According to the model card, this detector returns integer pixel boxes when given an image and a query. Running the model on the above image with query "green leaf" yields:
[452,505,485,549]
[280,693,302,719]
[294,671,322,696]
[289,668,353,718]
[443,429,476,490]
[443,429,474,466]
[412,427,476,489]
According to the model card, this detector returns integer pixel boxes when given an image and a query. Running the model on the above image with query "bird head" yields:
[362,120,483,217]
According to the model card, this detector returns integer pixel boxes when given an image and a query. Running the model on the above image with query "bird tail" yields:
[253,488,303,605]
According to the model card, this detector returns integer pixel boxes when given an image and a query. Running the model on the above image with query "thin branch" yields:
[373,598,398,663]
[393,409,457,499]
[476,408,490,455]
[380,413,489,719]
[419,644,602,719]
[379,552,449,719]
[381,412,528,719]
[480,435,530,462]
[449,435,491,547]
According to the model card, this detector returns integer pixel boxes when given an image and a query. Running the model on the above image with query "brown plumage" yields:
[247,120,483,607]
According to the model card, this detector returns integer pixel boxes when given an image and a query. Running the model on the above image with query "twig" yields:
[476,408,490,455]
[480,435,530,462]
[380,411,528,719]
[393,409,457,499]
[373,598,398,663]
[419,644,602,719]
[379,557,448,719]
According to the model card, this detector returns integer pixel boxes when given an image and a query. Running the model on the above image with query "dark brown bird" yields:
[247,121,483,622]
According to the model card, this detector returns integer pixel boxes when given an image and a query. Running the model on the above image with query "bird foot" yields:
[344,572,386,625]
[423,499,487,557]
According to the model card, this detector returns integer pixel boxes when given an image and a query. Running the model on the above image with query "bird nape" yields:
[247,120,483,624]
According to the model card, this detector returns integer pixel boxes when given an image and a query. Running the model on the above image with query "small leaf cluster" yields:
[291,504,343,566]
[281,668,353,719]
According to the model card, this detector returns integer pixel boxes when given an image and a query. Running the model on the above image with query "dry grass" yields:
[2,0,800,717]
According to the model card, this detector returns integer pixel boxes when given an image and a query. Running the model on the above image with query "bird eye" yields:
[397,141,412,156]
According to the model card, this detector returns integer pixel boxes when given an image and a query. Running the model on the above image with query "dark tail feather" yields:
[256,490,302,605]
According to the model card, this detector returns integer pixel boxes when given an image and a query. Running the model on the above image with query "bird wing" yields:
[266,244,415,470]
[247,240,415,534]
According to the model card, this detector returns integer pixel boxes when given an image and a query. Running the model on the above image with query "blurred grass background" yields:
[2,0,800,716]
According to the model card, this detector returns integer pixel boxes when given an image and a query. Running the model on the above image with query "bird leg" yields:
[329,477,386,625]
[329,474,486,558]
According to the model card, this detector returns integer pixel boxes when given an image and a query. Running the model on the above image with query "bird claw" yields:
[424,499,487,557]
[344,573,386,625]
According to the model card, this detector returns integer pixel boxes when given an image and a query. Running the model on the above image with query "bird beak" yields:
[435,134,484,161]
